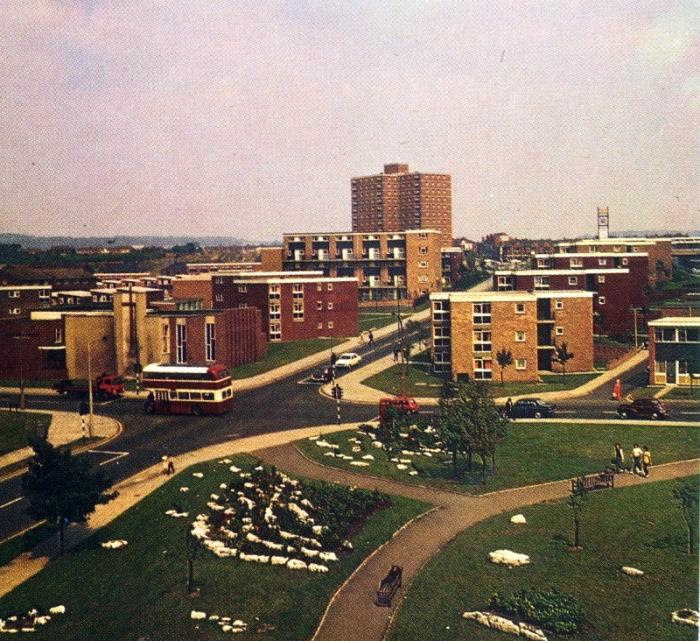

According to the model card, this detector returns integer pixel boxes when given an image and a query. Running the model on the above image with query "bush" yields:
[489,587,584,634]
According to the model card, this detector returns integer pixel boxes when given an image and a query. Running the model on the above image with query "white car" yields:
[334,353,361,369]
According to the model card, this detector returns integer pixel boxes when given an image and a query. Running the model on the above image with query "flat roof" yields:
[216,270,323,278]
[232,276,358,285]
[283,229,441,237]
[431,290,594,302]
[31,310,113,320]
[0,285,49,291]
[534,252,648,258]
[494,268,629,276]
[52,290,93,297]
[648,317,700,328]
[557,238,658,246]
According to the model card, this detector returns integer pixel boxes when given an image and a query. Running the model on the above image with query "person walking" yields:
[368,330,375,348]
[642,446,652,478]
[613,442,625,473]
[162,455,170,475]
[330,351,337,367]
[612,378,622,401]
[392,343,400,362]
[504,397,513,418]
[631,444,643,475]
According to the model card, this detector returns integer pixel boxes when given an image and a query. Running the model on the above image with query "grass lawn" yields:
[388,476,699,641]
[297,423,700,494]
[0,455,428,641]
[363,364,600,398]
[665,386,700,400]
[0,380,56,389]
[230,338,345,379]
[0,412,51,457]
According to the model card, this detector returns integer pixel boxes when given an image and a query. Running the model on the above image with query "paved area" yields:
[0,410,121,471]
[331,347,650,406]
[256,444,699,641]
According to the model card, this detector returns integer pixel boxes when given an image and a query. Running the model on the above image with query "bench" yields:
[572,470,614,492]
[376,565,402,607]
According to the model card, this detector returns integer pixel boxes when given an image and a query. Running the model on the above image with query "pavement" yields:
[326,346,650,406]
[0,409,121,472]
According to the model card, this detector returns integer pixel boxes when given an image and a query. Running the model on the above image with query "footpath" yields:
[0,410,121,475]
[327,348,649,406]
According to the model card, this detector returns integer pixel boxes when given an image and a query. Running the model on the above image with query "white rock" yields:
[271,556,289,565]
[219,483,228,490]
[350,461,370,467]
[671,609,700,627]
[371,441,383,449]
[48,606,65,615]
[308,563,329,573]
[621,566,644,576]
[165,509,189,518]
[179,487,189,493]
[286,559,308,570]
[100,539,128,549]
[319,551,338,562]
[362,454,375,460]
[229,465,241,473]
[192,472,204,478]
[488,614,520,635]
[510,514,527,524]
[308,435,319,441]
[190,610,206,620]
[409,471,418,476]
[488,549,530,567]
[396,464,408,470]
[463,611,490,626]
[323,452,336,457]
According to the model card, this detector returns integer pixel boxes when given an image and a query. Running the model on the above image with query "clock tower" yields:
[597,206,609,240]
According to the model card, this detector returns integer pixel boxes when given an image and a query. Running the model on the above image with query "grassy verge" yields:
[665,386,700,400]
[0,380,56,389]
[388,476,699,641]
[0,523,57,568]
[230,338,345,379]
[297,423,700,494]
[0,412,51,457]
[363,365,600,398]
[0,455,427,641]
[630,386,662,399]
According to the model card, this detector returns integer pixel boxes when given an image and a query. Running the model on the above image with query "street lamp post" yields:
[631,307,642,349]
[87,341,94,438]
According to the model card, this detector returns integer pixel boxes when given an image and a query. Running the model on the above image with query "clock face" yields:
[598,216,608,225]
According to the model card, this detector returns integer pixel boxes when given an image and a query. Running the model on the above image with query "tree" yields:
[496,347,513,385]
[554,342,574,380]
[22,434,116,555]
[567,478,588,550]
[405,319,429,354]
[672,479,699,555]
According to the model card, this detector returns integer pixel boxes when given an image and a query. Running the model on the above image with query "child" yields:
[642,446,652,478]
[613,443,625,473]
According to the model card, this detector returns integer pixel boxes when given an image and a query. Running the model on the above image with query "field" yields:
[388,476,699,641]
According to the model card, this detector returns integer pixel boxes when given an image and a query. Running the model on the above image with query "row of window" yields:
[167,322,216,364]
[654,328,700,343]
[473,357,528,379]
[5,290,51,299]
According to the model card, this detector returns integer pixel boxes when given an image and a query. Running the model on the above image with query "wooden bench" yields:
[572,471,614,492]
[376,565,402,607]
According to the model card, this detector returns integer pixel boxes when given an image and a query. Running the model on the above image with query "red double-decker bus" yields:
[141,363,233,416]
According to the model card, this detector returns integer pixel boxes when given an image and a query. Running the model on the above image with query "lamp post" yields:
[86,336,107,439]
[12,332,32,410]
[631,307,642,349]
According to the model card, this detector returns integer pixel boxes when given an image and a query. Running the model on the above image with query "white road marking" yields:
[87,449,129,466]
[0,497,23,510]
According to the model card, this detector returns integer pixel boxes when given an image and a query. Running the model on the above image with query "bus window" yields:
[203,392,214,401]
[190,392,202,400]
[177,391,190,400]
[169,390,177,399]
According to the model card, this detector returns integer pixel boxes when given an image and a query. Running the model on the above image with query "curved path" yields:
[255,443,699,641]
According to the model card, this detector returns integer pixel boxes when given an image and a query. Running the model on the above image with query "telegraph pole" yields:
[631,307,642,349]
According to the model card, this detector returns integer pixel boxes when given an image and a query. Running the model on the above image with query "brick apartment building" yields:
[351,164,452,246]
[441,247,463,287]
[0,265,96,290]
[430,290,594,382]
[647,317,700,386]
[212,273,357,341]
[281,230,442,303]
[0,285,52,319]
[170,275,214,310]
[493,267,641,337]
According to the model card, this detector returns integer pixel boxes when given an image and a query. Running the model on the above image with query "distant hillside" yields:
[0,234,277,249]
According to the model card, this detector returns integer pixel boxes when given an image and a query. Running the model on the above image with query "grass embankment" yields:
[388,476,699,641]
[230,338,345,379]
[0,412,51,457]
[363,363,600,399]
[666,386,700,400]
[0,455,427,641]
[297,423,700,494]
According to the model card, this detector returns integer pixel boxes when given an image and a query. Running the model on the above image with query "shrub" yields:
[489,587,584,634]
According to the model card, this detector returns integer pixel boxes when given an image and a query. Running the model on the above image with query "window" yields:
[54,327,63,343]
[316,301,323,311]
[555,300,564,310]
[515,303,525,314]
[678,361,688,375]
[473,302,491,324]
[327,321,334,329]
[418,260,428,268]
[190,392,202,401]
[215,294,224,303]
[293,301,304,321]
[621,257,629,265]
[568,276,578,286]
[327,302,333,310]
[654,328,674,342]
[515,331,526,342]
[317,283,322,292]
[654,360,666,373]
[175,323,187,364]
[9,308,21,315]
[598,296,606,305]
[515,359,527,370]
[598,258,607,266]
[39,289,50,300]
[238,285,247,293]
[214,277,223,285]
[269,322,281,340]
[293,284,304,298]
[418,275,428,283]
[177,391,190,400]
[205,322,216,361]
[569,258,583,268]
[534,276,549,289]
[597,275,606,283]
[418,246,428,255]
[473,358,492,380]
[327,283,333,291]
[269,303,281,320]
[418,232,428,239]
[473,330,492,352]
[269,284,280,299]
[555,326,564,336]
[162,323,170,354]
[238,302,248,309]
[317,322,323,330]
[8,290,20,298]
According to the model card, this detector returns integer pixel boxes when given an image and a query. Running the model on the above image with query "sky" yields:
[0,1,698,242]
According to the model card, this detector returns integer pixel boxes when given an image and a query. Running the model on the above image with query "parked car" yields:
[311,367,334,383]
[379,396,420,424]
[334,353,361,369]
[507,398,556,419]
[617,398,670,420]
[53,374,124,401]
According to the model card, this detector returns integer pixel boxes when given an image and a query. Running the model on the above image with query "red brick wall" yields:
[171,279,213,308]
[0,318,67,380]
[0,288,51,320]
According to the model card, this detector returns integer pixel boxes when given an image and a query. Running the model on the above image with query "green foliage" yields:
[567,477,588,548]
[489,587,584,634]
[554,342,575,378]
[22,434,116,554]
[495,347,513,385]
[672,478,699,554]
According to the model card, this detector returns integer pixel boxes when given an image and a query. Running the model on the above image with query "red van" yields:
[379,396,420,424]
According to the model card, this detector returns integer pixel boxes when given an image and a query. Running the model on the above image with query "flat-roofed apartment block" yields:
[282,230,441,304]
[0,285,52,319]
[212,271,357,341]
[648,317,700,386]
[351,164,452,246]
[431,291,594,382]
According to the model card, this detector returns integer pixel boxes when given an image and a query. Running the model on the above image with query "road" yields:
[0,336,698,543]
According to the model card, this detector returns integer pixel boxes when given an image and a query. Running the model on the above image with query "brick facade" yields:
[0,285,52,319]
[170,276,213,309]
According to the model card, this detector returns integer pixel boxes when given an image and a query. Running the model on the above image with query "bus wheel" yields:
[191,404,203,416]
